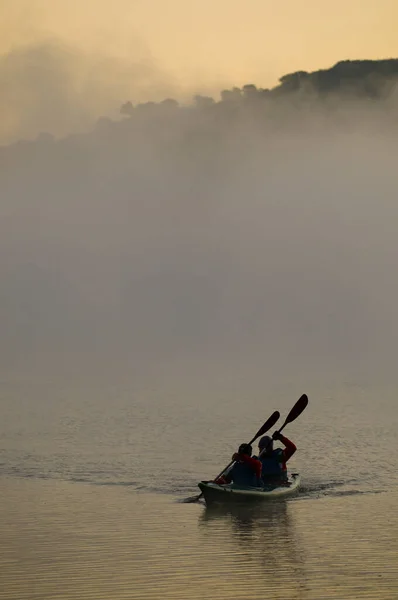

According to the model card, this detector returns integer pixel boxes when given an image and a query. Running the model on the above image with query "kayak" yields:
[197,473,301,505]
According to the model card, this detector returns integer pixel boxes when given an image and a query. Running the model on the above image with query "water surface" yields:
[1,379,397,598]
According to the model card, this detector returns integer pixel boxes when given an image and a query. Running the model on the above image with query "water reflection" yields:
[198,501,308,598]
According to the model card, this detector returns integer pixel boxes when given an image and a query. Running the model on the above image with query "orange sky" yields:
[3,0,398,88]
[1,0,397,141]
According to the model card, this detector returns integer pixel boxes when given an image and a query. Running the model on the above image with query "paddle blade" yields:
[283,394,308,426]
[252,411,280,441]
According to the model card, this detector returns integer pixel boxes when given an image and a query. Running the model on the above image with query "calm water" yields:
[1,378,398,599]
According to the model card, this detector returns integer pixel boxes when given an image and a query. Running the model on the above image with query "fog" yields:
[1,74,398,391]
[0,40,181,144]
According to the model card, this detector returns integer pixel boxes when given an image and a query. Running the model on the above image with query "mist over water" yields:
[1,61,398,598]
[2,7,398,594]
[1,77,398,389]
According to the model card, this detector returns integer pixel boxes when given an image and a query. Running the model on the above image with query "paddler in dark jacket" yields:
[257,431,296,482]
[214,443,262,487]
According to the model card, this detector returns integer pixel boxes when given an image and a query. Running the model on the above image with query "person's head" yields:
[238,443,253,456]
[258,435,273,454]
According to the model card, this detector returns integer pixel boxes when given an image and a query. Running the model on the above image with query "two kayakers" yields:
[257,432,296,482]
[214,432,296,487]
[214,443,262,487]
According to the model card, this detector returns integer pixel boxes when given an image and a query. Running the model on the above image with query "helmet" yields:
[238,443,253,456]
[258,435,272,450]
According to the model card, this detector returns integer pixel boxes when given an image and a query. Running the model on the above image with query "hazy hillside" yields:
[117,59,398,131]
[1,59,398,387]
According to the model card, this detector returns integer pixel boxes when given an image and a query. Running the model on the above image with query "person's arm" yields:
[214,475,230,484]
[214,463,234,484]
[278,434,296,462]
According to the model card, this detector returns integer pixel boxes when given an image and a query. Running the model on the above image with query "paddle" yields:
[259,394,308,457]
[186,410,280,503]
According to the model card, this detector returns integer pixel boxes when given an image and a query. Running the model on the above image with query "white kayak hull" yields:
[198,474,301,505]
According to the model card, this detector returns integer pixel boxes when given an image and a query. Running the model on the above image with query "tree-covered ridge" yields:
[1,58,397,152]
[275,59,398,97]
[120,59,398,117]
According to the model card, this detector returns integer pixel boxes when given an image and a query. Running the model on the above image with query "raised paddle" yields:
[259,394,309,457]
[186,410,280,502]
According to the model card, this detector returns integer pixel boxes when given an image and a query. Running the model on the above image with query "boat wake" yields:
[293,476,385,500]
[0,463,386,501]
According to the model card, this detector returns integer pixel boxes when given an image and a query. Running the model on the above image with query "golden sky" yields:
[3,0,398,87]
[1,0,397,141]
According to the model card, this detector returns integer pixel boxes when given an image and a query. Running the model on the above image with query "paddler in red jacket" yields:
[257,431,296,482]
[214,443,262,487]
